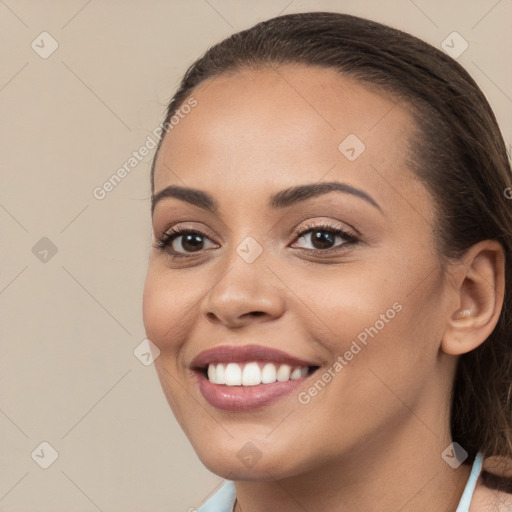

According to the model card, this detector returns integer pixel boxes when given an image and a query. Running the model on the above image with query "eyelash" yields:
[153,221,359,259]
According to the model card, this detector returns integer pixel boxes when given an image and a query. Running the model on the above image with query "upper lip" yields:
[190,344,318,369]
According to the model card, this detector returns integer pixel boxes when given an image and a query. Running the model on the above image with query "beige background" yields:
[0,1,510,510]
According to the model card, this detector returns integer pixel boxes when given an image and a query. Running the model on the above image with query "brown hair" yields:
[150,11,512,463]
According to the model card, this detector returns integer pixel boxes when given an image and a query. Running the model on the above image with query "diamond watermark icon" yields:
[441,32,468,59]
[134,338,161,366]
[236,236,263,264]
[31,32,59,59]
[31,441,59,469]
[236,442,262,468]
[32,237,58,263]
[441,442,468,469]
[338,134,366,161]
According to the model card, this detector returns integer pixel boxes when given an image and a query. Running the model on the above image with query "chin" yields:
[191,437,305,481]
[200,456,291,481]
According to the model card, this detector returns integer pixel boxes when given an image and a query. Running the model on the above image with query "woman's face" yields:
[143,65,456,479]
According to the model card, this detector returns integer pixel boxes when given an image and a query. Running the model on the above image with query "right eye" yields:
[154,226,218,258]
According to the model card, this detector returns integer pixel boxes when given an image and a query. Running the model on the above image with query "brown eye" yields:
[155,227,218,257]
[292,223,359,252]
[304,230,338,250]
[173,232,206,253]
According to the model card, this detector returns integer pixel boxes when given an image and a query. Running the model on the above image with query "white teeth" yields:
[206,362,310,386]
[207,364,216,382]
[242,362,261,386]
[290,367,302,380]
[261,363,277,384]
[216,363,226,384]
[224,363,242,386]
[276,364,291,382]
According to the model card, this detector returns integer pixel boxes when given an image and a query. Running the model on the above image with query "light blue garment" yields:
[455,451,484,512]
[197,452,484,512]
[197,481,236,512]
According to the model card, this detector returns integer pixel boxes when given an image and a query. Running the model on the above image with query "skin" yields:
[142,65,505,511]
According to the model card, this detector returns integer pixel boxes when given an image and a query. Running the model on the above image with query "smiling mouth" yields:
[202,362,320,386]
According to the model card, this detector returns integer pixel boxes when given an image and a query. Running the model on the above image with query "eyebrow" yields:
[151,181,382,216]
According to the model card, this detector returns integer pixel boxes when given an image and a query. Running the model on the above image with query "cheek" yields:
[142,273,173,349]
[152,357,199,439]
[142,265,196,352]
[289,264,402,351]
[302,258,442,374]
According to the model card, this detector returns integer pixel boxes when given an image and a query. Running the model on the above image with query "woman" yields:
[142,11,512,511]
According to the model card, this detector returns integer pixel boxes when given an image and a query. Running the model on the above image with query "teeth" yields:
[216,363,226,384]
[224,363,242,386]
[206,362,310,386]
[261,363,276,384]
[276,364,291,382]
[242,362,261,386]
[290,367,302,380]
[207,364,216,382]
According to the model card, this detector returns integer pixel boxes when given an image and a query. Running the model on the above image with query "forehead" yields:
[153,65,417,200]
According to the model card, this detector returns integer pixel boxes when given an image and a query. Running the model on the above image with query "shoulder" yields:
[470,484,512,511]
[470,456,512,512]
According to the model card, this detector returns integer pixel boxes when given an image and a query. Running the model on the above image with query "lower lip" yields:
[196,371,309,411]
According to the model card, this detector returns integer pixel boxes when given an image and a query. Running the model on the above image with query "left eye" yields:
[292,226,358,251]
[156,229,217,256]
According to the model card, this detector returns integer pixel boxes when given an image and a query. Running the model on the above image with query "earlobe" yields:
[441,240,505,356]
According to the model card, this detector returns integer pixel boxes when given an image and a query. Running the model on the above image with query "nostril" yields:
[240,311,266,319]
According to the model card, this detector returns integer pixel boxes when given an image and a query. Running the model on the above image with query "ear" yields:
[441,240,505,356]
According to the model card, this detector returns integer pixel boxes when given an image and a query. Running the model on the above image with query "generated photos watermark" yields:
[298,301,403,405]
[92,97,198,200]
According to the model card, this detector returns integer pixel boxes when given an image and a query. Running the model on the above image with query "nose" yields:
[201,255,286,328]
